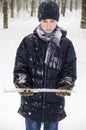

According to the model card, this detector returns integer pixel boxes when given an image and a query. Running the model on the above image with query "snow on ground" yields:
[0,9,86,130]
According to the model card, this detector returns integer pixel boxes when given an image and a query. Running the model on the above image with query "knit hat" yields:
[38,1,60,21]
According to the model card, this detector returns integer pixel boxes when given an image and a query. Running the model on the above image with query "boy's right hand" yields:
[16,83,34,96]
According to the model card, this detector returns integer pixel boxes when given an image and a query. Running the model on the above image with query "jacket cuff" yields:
[58,76,74,87]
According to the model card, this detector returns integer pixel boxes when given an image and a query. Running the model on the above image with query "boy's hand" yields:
[16,83,34,96]
[56,85,73,96]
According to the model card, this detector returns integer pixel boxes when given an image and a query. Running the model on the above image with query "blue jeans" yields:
[25,118,58,130]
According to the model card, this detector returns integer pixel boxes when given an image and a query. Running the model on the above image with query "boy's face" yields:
[40,19,57,34]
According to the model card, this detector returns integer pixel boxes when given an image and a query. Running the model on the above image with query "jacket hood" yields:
[60,27,67,37]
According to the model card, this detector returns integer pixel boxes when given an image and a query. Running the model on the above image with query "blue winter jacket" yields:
[13,28,77,122]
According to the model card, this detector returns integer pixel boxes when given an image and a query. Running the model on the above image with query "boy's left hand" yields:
[56,85,73,96]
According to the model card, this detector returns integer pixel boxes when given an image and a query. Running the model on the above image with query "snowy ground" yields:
[0,9,86,130]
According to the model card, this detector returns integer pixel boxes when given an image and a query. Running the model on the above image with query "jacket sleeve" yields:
[13,38,32,87]
[58,40,77,87]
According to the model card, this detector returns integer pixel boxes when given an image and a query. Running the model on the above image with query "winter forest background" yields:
[0,0,86,29]
[0,0,86,130]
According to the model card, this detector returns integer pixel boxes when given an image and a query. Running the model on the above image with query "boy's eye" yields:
[43,20,47,23]
[50,20,55,23]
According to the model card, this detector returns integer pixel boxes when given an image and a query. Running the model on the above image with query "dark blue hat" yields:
[38,1,60,21]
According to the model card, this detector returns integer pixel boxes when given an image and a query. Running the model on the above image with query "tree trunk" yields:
[80,0,86,29]
[10,0,14,18]
[16,0,21,16]
[75,0,78,10]
[61,0,66,17]
[3,0,8,28]
[38,0,42,6]
[57,0,61,6]
[30,0,35,17]
[0,0,3,12]
[23,0,28,11]
[70,0,73,12]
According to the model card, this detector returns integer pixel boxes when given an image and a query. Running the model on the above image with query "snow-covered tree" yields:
[61,0,67,17]
[80,0,86,29]
[3,0,8,28]
[10,0,14,18]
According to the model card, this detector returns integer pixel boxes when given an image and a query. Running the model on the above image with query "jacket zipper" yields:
[42,42,48,122]
[42,64,47,122]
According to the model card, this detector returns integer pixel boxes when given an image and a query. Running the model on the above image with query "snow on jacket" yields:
[13,27,77,122]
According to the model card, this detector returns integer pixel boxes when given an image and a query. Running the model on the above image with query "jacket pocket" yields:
[22,100,42,113]
[45,97,65,114]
